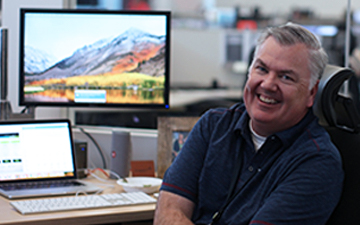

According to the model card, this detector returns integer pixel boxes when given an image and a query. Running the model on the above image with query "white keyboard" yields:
[10,192,157,215]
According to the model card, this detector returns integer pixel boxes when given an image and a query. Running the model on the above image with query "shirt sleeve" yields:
[249,152,344,225]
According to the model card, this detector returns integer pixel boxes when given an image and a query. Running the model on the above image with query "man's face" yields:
[243,36,318,137]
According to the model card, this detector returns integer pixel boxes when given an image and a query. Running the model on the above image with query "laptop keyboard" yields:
[0,180,84,191]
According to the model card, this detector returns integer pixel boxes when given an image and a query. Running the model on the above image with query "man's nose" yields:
[260,73,278,91]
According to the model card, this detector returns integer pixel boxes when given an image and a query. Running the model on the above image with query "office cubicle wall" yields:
[170,28,258,89]
[72,126,158,172]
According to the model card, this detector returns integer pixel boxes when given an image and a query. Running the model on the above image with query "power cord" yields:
[73,126,107,169]
[86,168,126,184]
[20,106,28,114]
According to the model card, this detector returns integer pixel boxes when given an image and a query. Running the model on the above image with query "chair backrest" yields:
[313,64,360,225]
[313,64,360,132]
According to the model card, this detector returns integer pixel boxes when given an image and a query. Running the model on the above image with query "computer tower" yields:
[74,140,88,178]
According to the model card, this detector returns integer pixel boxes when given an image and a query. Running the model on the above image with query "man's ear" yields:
[307,80,319,107]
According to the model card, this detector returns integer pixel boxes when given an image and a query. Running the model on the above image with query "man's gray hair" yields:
[252,22,328,89]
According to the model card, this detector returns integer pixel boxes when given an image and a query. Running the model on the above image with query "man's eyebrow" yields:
[255,59,266,67]
[255,58,296,75]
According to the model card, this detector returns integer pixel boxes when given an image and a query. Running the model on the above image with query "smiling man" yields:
[154,23,344,225]
[244,31,318,137]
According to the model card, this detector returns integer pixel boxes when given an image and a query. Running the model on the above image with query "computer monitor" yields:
[18,8,170,109]
[301,24,338,37]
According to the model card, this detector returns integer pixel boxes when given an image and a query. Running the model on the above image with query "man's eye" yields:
[256,66,267,73]
[280,74,294,81]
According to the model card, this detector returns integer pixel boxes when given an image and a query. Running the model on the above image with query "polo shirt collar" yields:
[233,106,317,149]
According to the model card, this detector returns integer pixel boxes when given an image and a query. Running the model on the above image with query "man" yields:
[154,23,344,225]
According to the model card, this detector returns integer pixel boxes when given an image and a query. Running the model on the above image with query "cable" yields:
[88,172,112,183]
[75,190,89,196]
[73,126,107,169]
[86,168,118,190]
[90,168,110,178]
[20,106,28,114]
[87,168,126,183]
[108,170,121,180]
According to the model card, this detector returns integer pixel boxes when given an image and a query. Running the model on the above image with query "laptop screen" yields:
[0,120,76,182]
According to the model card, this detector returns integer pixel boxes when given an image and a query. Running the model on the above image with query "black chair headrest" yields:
[313,64,360,133]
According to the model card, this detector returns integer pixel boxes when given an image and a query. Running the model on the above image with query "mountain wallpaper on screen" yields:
[24,27,166,86]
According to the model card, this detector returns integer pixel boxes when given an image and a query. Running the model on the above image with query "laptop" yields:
[0,119,102,199]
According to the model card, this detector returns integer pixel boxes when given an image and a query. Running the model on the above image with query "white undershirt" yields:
[249,120,267,151]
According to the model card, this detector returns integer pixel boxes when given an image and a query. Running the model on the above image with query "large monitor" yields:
[18,8,170,109]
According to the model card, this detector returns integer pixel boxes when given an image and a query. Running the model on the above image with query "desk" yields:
[0,178,156,225]
[170,88,242,108]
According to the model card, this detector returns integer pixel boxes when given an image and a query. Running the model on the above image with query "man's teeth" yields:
[259,95,277,104]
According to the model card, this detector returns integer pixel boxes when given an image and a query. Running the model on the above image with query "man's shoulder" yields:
[291,120,341,161]
[305,118,334,146]
[197,102,246,135]
[204,102,245,119]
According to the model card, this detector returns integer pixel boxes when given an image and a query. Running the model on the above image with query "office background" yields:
[1,0,359,169]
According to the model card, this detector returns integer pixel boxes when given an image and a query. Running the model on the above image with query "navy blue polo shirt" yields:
[160,103,344,225]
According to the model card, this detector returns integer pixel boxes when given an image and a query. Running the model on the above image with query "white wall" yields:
[72,126,158,171]
[170,28,256,88]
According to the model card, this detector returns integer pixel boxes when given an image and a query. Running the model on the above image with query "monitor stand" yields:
[0,100,35,121]
[0,28,35,121]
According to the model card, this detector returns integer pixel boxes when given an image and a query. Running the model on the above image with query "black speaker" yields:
[110,131,131,179]
[74,140,87,178]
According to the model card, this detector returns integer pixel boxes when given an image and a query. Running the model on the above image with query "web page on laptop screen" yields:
[0,122,75,181]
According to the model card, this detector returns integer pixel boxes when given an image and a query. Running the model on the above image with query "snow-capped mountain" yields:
[24,28,166,84]
[25,46,58,74]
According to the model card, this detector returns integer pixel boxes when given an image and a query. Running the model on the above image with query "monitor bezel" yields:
[18,8,171,109]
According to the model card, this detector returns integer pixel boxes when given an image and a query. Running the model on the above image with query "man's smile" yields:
[258,94,279,104]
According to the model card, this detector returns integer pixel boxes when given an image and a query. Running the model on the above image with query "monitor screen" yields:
[19,8,170,108]
[301,24,338,37]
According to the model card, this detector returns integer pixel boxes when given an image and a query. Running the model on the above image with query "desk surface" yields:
[0,178,156,225]
[170,88,242,108]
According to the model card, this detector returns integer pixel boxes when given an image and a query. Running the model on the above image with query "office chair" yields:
[312,64,360,225]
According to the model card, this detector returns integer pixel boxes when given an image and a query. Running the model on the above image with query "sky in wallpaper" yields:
[24,12,167,62]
